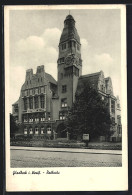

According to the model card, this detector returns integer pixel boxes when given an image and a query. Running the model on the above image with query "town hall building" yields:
[12,14,122,142]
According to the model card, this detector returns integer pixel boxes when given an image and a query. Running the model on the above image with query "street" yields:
[10,147,122,167]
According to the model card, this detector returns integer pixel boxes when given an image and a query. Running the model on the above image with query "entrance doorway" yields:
[56,123,67,138]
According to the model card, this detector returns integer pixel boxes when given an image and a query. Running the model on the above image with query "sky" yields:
[9,8,121,112]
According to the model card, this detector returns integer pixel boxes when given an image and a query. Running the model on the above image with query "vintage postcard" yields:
[5,5,128,191]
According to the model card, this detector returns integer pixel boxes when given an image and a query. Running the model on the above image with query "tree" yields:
[65,83,113,140]
[10,114,19,138]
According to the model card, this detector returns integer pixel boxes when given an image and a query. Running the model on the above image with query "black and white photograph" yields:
[5,5,127,191]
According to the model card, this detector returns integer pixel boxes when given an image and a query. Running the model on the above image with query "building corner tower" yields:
[57,14,82,118]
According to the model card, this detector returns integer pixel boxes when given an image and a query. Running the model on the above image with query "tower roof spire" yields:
[59,14,80,44]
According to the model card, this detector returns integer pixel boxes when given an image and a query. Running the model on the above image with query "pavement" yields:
[10,146,122,155]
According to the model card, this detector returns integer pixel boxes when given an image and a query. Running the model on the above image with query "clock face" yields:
[65,56,73,65]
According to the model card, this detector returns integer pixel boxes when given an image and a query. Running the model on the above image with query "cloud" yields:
[42,28,61,48]
[15,28,61,66]
[10,28,61,109]
[16,28,61,53]
[94,53,113,66]
[11,31,121,110]
[45,63,57,80]
[17,36,45,52]
[9,66,26,112]
[81,45,121,98]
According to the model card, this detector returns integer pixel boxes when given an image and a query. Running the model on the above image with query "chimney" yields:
[26,69,33,80]
[36,65,45,77]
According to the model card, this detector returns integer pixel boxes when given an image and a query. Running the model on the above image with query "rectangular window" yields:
[25,90,29,96]
[73,41,76,47]
[35,88,38,94]
[112,117,115,124]
[40,113,45,121]
[111,100,115,114]
[35,117,39,122]
[29,97,33,109]
[14,105,18,113]
[40,87,44,93]
[59,112,66,120]
[61,98,67,108]
[29,116,33,123]
[30,89,32,95]
[34,96,38,109]
[62,85,67,93]
[24,128,27,135]
[40,95,45,108]
[23,115,28,123]
[47,112,51,121]
[73,66,79,77]
[117,115,121,125]
[117,104,120,108]
[24,98,27,110]
[32,89,35,95]
[47,127,51,135]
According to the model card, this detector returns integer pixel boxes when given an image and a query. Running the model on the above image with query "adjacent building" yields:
[12,14,122,141]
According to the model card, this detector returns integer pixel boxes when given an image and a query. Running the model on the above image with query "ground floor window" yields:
[118,126,122,134]
[47,127,51,135]
[35,118,39,122]
[41,117,45,121]
[41,127,44,134]
[29,118,33,123]
[24,128,28,135]
[35,127,39,134]
[59,112,66,120]
[29,128,33,134]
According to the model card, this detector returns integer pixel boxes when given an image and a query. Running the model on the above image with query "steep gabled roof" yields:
[60,15,80,44]
[12,99,19,105]
[45,73,57,85]
[79,71,101,87]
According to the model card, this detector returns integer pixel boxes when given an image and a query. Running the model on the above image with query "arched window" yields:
[41,127,44,134]
[47,126,51,135]
[29,127,33,135]
[35,127,39,135]
[24,127,28,135]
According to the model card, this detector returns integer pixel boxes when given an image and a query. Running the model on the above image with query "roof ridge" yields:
[79,71,100,78]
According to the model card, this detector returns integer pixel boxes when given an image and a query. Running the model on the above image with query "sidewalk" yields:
[10,146,122,155]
